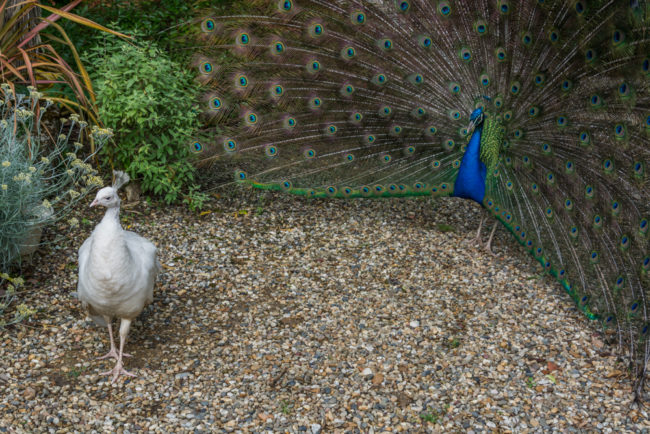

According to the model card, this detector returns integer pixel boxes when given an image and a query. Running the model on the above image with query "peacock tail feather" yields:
[191,0,650,398]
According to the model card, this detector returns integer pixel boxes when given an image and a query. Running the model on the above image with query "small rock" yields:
[23,387,36,400]
[125,182,141,202]
[409,320,419,328]
[592,337,605,349]
[311,423,322,434]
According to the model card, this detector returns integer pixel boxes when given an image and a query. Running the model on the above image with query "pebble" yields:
[0,191,648,431]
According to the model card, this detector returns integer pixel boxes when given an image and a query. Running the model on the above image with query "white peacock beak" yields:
[90,199,98,207]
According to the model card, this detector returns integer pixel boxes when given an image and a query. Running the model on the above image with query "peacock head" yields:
[90,170,130,208]
[90,187,121,208]
[467,108,484,133]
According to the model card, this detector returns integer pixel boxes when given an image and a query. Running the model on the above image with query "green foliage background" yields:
[41,1,261,208]
[84,35,206,208]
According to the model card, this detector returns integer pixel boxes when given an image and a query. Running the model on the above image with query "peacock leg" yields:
[96,316,131,360]
[485,223,498,256]
[101,318,136,383]
[470,215,486,243]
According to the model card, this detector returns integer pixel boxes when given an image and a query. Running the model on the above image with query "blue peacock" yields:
[190,0,650,399]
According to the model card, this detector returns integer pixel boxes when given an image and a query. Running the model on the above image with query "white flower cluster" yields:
[84,175,104,188]
[71,159,94,173]
[15,108,34,120]
[27,86,43,100]
[13,172,32,184]
[16,304,36,318]
[90,125,114,141]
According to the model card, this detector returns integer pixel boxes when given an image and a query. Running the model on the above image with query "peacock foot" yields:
[96,348,131,360]
[101,360,136,383]
[485,244,498,257]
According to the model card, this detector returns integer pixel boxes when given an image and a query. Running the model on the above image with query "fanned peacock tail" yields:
[191,0,650,398]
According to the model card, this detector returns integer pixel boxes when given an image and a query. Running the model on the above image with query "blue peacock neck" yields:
[452,122,487,205]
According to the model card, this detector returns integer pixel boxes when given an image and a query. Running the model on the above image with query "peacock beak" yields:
[90,199,98,207]
[467,118,477,133]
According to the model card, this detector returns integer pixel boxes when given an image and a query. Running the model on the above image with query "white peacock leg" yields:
[96,315,131,360]
[101,318,136,383]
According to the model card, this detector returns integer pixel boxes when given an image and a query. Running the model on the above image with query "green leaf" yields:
[545,374,556,384]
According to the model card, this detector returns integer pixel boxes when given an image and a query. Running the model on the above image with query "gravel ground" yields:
[1,189,648,433]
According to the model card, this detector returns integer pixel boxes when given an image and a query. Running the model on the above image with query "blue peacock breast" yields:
[453,124,487,204]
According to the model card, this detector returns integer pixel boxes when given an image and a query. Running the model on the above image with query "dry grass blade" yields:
[45,19,95,104]
[37,3,131,40]
[0,0,128,125]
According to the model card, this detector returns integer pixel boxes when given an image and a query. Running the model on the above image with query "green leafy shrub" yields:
[0,84,110,272]
[86,38,206,209]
